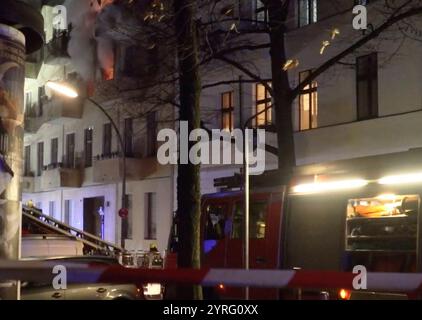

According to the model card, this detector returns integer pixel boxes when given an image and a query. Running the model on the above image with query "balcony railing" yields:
[92,153,160,184]
[24,86,85,133]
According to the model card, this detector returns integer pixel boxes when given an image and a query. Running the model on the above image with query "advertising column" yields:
[0,23,26,300]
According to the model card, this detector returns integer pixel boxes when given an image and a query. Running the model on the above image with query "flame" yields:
[102,67,114,81]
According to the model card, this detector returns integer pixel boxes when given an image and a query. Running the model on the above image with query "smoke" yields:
[65,0,116,81]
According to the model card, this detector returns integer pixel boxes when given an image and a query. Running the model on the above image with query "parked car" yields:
[21,256,143,300]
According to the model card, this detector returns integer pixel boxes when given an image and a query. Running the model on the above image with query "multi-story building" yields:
[22,0,422,252]
[22,2,174,252]
[200,0,422,189]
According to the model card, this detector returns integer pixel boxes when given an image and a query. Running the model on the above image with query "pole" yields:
[243,127,250,300]
[87,98,127,248]
[0,24,26,300]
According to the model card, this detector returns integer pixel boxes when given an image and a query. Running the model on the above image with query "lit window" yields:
[221,91,234,131]
[299,0,317,27]
[299,70,318,131]
[255,83,272,127]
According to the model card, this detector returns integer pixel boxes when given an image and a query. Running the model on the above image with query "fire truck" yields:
[168,148,422,300]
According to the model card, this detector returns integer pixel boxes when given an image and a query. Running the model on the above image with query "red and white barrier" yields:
[1,259,422,293]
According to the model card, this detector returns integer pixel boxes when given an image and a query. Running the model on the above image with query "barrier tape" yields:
[1,259,422,293]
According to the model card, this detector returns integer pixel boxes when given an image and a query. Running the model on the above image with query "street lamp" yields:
[46,81,128,248]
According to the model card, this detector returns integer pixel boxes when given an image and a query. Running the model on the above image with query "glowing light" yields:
[320,40,330,54]
[331,28,340,40]
[378,172,422,185]
[218,284,225,290]
[376,194,397,201]
[292,179,368,194]
[46,81,78,98]
[339,289,351,300]
[283,59,299,71]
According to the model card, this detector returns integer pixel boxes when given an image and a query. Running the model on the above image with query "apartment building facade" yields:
[21,0,422,251]
[200,0,422,191]
[22,2,174,252]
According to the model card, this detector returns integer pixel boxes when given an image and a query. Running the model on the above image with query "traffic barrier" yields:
[1,259,422,293]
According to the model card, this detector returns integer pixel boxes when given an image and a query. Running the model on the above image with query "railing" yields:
[22,205,124,256]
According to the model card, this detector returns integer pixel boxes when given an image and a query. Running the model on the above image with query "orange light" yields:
[218,284,225,290]
[339,289,351,300]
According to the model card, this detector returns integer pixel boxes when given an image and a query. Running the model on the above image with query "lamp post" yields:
[46,81,128,248]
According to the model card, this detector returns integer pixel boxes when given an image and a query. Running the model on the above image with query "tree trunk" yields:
[174,0,203,300]
[267,0,295,182]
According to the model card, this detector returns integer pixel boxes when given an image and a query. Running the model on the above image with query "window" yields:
[299,70,318,130]
[124,118,133,157]
[146,112,157,157]
[103,123,112,157]
[64,199,72,225]
[205,204,228,240]
[24,145,31,176]
[126,194,133,240]
[50,138,58,165]
[49,201,56,218]
[255,0,268,23]
[36,202,42,210]
[356,53,378,120]
[298,0,317,27]
[37,142,44,176]
[144,192,157,240]
[66,133,75,168]
[221,91,234,131]
[38,86,45,116]
[25,92,32,112]
[255,83,272,127]
[84,128,93,167]
[232,201,268,239]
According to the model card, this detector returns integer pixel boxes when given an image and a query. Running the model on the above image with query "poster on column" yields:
[0,24,25,261]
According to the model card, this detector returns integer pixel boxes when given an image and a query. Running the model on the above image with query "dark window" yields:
[50,138,58,165]
[356,52,378,120]
[103,123,112,156]
[232,201,268,239]
[255,0,268,23]
[205,204,228,240]
[84,128,93,167]
[298,0,317,27]
[66,133,75,168]
[221,91,234,131]
[124,118,133,157]
[126,194,133,240]
[37,142,44,176]
[38,86,45,116]
[24,145,31,176]
[255,83,272,127]
[64,199,72,225]
[144,192,157,240]
[146,112,157,157]
[299,70,318,130]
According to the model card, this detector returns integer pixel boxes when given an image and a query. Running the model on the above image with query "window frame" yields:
[255,82,272,127]
[356,52,378,121]
[299,70,318,131]
[221,91,234,131]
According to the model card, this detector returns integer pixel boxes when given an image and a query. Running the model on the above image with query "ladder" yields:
[22,205,124,256]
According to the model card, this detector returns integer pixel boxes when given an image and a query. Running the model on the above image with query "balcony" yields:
[92,154,159,184]
[44,31,70,65]
[22,172,35,193]
[25,92,84,133]
[40,163,82,191]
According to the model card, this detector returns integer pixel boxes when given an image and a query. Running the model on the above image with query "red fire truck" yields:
[168,148,422,300]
